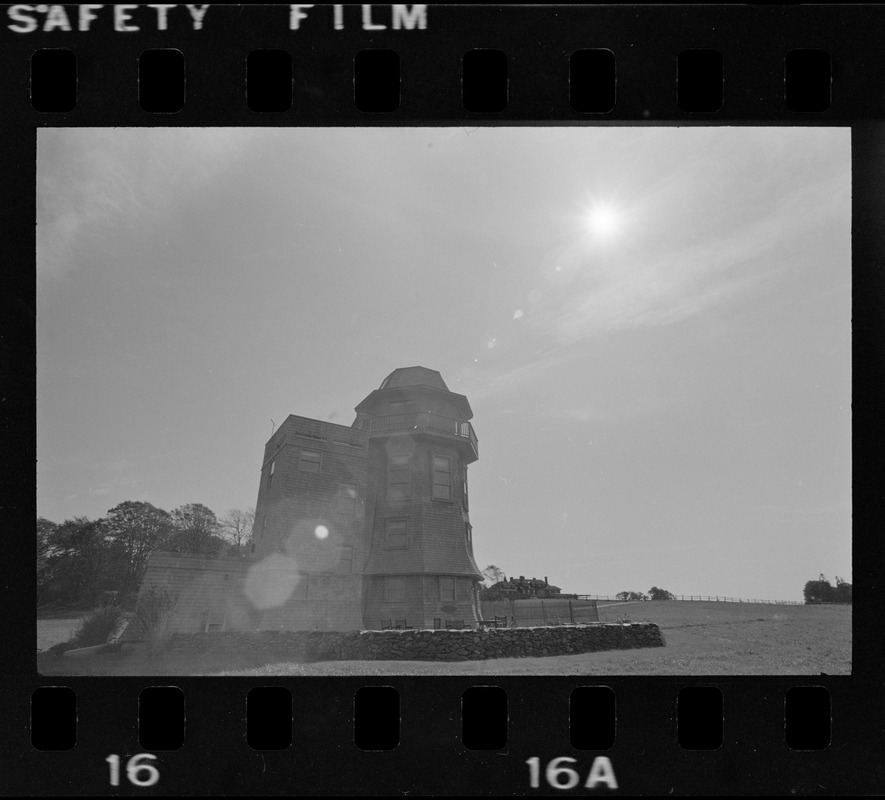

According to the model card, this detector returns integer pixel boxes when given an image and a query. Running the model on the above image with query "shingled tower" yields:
[354,367,482,628]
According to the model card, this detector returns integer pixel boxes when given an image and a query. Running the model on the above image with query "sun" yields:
[584,203,624,239]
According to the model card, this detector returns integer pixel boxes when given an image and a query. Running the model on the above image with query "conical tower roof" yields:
[379,366,449,391]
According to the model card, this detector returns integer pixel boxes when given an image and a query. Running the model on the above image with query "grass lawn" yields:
[36,601,850,677]
[36,615,85,653]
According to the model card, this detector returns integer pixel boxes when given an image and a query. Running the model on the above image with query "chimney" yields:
[545,576,549,585]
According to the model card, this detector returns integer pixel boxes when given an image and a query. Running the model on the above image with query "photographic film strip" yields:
[4,4,883,796]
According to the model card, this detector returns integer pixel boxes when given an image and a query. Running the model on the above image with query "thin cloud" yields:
[532,157,849,343]
[37,128,254,278]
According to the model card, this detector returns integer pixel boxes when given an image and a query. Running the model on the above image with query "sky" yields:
[36,126,851,602]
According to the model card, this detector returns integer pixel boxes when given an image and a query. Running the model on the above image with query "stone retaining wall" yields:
[169,622,664,662]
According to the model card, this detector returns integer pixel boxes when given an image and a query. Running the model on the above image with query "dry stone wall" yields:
[169,622,664,661]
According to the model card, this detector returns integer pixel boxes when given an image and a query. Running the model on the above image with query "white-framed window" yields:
[298,450,321,472]
[432,455,452,500]
[386,576,405,602]
[460,422,470,437]
[386,519,408,549]
[388,454,410,499]
[439,576,455,602]
[266,459,275,490]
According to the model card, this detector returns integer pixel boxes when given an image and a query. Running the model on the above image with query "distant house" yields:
[481,575,575,601]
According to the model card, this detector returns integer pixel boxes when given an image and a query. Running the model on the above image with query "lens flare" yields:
[244,554,302,610]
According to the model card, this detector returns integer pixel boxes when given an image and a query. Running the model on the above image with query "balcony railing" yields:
[369,412,478,456]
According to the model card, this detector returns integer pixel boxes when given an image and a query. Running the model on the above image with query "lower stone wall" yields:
[169,622,664,661]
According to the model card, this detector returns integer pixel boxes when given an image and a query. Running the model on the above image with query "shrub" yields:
[46,640,76,656]
[69,604,125,648]
[133,586,178,653]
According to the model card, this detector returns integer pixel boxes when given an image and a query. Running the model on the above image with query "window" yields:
[266,460,275,490]
[463,471,469,509]
[465,524,473,555]
[337,546,353,574]
[386,519,408,549]
[389,401,406,416]
[460,422,470,437]
[386,576,404,602]
[298,450,321,472]
[439,576,455,602]
[338,483,357,514]
[432,455,452,500]
[388,454,410,499]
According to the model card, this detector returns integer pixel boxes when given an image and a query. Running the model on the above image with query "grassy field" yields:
[36,601,850,677]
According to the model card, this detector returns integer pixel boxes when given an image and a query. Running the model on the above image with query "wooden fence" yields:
[575,594,803,605]
[480,598,599,628]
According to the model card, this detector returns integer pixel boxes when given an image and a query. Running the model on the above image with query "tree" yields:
[834,576,852,604]
[804,574,852,604]
[617,591,648,601]
[37,517,58,606]
[648,586,675,601]
[43,516,111,605]
[102,501,174,595]
[803,574,835,604]
[481,564,506,588]
[219,507,256,556]
[168,503,224,555]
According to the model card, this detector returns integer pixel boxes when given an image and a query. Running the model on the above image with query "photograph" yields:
[35,125,851,677]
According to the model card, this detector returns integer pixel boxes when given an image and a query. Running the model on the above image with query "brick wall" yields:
[169,622,666,661]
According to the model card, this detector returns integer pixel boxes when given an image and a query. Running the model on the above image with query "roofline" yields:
[354,384,473,418]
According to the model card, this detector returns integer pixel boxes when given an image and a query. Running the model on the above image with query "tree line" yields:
[38,501,254,609]
[803,574,852,604]
[616,587,675,601]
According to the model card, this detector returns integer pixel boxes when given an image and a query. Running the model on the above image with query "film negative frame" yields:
[3,3,883,795]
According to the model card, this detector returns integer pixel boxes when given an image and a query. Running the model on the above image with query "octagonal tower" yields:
[354,367,482,629]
